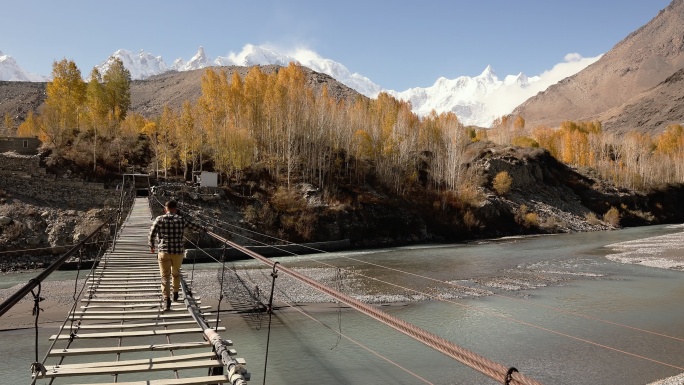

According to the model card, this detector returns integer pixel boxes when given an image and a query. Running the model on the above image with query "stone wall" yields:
[0,153,42,174]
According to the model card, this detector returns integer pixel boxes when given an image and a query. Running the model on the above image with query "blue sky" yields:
[0,0,673,90]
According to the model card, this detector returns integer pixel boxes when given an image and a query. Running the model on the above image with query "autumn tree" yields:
[102,57,132,122]
[44,59,86,145]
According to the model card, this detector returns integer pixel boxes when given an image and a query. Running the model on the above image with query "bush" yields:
[604,206,621,227]
[511,136,539,148]
[492,171,513,196]
[585,212,601,225]
[524,212,539,227]
[463,210,480,229]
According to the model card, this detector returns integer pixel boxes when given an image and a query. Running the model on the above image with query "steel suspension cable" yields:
[174,193,684,378]
[206,230,543,385]
[194,215,684,374]
[295,253,684,372]
[223,249,436,385]
[187,206,684,344]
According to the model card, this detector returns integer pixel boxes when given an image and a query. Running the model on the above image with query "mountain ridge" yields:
[0,44,594,128]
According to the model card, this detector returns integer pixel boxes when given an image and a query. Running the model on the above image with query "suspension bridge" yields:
[1,186,683,385]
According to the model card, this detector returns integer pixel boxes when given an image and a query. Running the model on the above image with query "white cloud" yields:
[564,52,584,62]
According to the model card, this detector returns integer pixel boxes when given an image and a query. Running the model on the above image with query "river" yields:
[3,224,684,385]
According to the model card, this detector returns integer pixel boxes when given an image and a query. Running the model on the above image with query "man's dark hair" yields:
[165,200,178,209]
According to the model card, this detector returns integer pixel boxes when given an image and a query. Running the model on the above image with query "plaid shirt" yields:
[148,213,204,254]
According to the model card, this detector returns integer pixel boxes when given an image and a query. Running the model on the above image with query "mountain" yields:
[93,44,595,127]
[97,49,168,80]
[514,0,684,132]
[0,51,46,82]
[1,44,595,128]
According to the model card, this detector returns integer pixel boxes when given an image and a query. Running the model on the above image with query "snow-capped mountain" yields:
[97,49,168,80]
[213,45,384,97]
[0,51,46,82]
[388,66,543,127]
[1,45,597,127]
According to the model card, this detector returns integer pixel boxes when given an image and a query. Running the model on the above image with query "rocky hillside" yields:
[514,0,684,132]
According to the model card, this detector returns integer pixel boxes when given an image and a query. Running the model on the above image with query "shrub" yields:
[511,136,539,148]
[463,210,480,229]
[585,212,601,225]
[604,206,621,227]
[524,212,539,227]
[492,171,513,196]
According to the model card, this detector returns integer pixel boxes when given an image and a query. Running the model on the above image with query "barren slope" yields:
[514,0,684,131]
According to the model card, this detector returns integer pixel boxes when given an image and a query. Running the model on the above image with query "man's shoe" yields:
[173,292,179,302]
[165,298,171,311]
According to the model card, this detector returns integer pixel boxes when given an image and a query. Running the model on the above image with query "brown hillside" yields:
[514,0,684,131]
[0,65,362,128]
[0,81,46,132]
[598,68,684,132]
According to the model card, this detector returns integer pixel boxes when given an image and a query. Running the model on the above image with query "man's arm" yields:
[149,219,159,252]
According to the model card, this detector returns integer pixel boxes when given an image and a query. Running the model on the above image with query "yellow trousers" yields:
[157,253,183,299]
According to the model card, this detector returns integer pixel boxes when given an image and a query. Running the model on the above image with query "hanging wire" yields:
[29,279,46,377]
[184,204,684,345]
[262,262,279,385]
[216,245,227,330]
[331,267,343,350]
[30,211,120,385]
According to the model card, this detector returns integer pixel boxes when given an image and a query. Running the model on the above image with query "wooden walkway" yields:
[35,198,248,384]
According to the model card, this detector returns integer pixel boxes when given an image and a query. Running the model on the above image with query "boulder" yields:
[0,216,12,226]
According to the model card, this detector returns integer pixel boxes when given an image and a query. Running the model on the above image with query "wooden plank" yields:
[35,359,222,378]
[48,342,214,357]
[89,277,161,282]
[66,375,235,385]
[50,326,225,340]
[83,297,201,303]
[82,298,161,303]
[78,319,215,330]
[80,299,202,309]
[69,312,213,321]
[73,306,210,315]
[87,293,161,298]
[88,288,160,293]
[52,351,218,369]
[87,283,163,287]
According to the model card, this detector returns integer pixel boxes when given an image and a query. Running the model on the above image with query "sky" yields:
[0,0,673,91]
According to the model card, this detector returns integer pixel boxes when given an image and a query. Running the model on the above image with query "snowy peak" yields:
[97,49,168,80]
[215,44,292,67]
[0,52,46,82]
[176,46,212,71]
[476,64,499,84]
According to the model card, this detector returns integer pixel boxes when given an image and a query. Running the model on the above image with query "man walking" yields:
[149,199,205,311]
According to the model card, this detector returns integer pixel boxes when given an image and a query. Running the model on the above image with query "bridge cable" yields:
[36,192,132,385]
[182,229,436,384]
[186,205,684,344]
[29,280,46,378]
[204,230,543,385]
[262,262,279,385]
[184,208,684,373]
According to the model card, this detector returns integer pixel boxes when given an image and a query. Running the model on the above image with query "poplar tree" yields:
[45,59,86,140]
[103,57,132,121]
